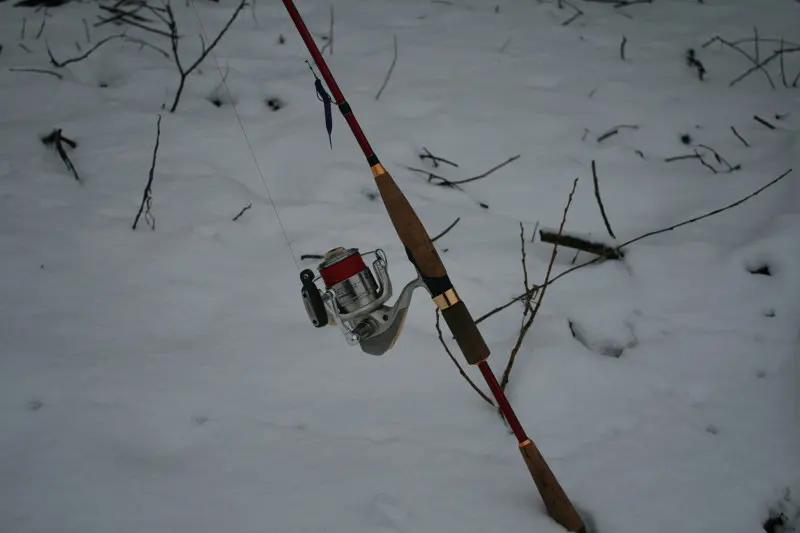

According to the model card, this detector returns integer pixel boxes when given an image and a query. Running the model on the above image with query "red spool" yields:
[319,252,367,287]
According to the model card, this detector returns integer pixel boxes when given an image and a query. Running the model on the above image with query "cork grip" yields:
[441,301,490,365]
[519,441,586,533]
[373,170,446,278]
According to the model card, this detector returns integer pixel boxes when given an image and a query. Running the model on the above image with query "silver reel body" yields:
[300,247,424,355]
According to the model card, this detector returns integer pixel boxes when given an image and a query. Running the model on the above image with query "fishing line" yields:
[188,0,300,271]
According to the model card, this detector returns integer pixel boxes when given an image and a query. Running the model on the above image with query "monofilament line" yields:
[189,0,301,271]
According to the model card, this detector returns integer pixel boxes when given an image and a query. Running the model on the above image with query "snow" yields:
[1,0,799,532]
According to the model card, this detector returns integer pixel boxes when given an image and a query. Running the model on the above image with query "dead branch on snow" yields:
[133,115,162,230]
[41,128,80,182]
[475,168,794,326]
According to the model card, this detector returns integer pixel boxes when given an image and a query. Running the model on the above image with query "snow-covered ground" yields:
[1,0,799,532]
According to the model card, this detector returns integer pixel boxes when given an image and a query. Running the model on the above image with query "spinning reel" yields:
[300,247,426,355]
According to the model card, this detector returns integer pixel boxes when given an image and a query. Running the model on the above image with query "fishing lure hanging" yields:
[307,61,333,148]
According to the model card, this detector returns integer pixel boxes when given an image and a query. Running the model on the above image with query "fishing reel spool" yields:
[300,247,425,355]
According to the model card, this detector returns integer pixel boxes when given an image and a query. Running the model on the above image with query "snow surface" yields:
[1,0,799,532]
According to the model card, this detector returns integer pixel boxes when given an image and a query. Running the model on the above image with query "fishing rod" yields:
[282,1,585,531]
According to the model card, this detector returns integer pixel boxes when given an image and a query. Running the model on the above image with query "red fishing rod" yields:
[285,1,585,531]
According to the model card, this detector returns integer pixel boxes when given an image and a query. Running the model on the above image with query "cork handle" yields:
[373,168,491,366]
[519,441,586,533]
[373,170,445,279]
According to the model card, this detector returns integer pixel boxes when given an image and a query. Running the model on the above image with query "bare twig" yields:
[447,155,520,186]
[436,309,495,407]
[35,8,48,39]
[753,26,760,63]
[620,35,627,60]
[519,223,537,317]
[476,169,794,326]
[21,18,27,39]
[597,124,638,143]
[780,38,787,88]
[530,220,539,244]
[232,203,252,221]
[664,153,702,162]
[500,177,579,391]
[126,35,170,58]
[320,4,333,55]
[694,149,718,174]
[19,43,33,53]
[47,34,127,67]
[375,34,398,100]
[731,126,749,147]
[695,144,739,172]
[754,115,776,129]
[591,160,616,239]
[701,36,771,87]
[404,165,463,190]
[165,0,247,113]
[559,0,583,26]
[420,147,458,168]
[82,17,90,42]
[9,67,63,79]
[685,48,706,80]
[41,128,80,182]
[133,115,162,231]
[728,47,800,88]
[432,217,461,243]
[539,229,623,259]
[499,36,512,52]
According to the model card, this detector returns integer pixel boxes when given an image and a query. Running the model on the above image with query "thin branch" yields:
[126,35,170,58]
[82,17,90,43]
[695,143,739,172]
[375,34,398,101]
[754,115,776,129]
[779,38,787,88]
[420,147,458,168]
[403,165,463,190]
[559,0,583,26]
[477,169,794,326]
[35,7,47,39]
[519,223,537,317]
[597,124,639,143]
[620,35,627,60]
[702,36,772,88]
[166,0,247,113]
[117,14,173,38]
[694,149,718,174]
[591,160,616,239]
[731,126,749,147]
[539,229,623,259]
[500,177,579,391]
[447,155,520,186]
[436,309,495,407]
[664,153,702,162]
[9,67,63,79]
[232,203,252,221]
[41,129,80,182]
[133,114,162,231]
[21,18,27,40]
[728,47,800,88]
[320,4,333,55]
[432,217,461,243]
[47,34,127,67]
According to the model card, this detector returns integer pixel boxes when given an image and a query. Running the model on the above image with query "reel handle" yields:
[300,269,328,328]
[372,167,490,366]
